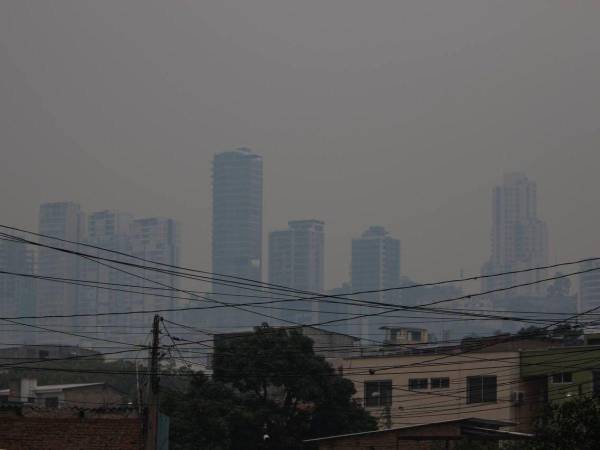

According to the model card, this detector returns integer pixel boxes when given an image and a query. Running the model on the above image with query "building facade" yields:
[37,202,86,344]
[340,350,525,430]
[481,173,549,297]
[268,220,325,324]
[212,148,263,328]
[351,226,401,339]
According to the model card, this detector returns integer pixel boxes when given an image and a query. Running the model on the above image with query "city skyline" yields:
[2,2,599,289]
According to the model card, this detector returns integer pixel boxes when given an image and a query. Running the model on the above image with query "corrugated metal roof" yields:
[304,418,519,443]
[32,383,103,393]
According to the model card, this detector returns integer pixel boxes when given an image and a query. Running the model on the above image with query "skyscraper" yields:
[130,217,182,325]
[78,210,135,345]
[481,173,549,297]
[212,148,263,328]
[351,226,401,339]
[269,220,325,324]
[0,236,36,343]
[37,202,85,344]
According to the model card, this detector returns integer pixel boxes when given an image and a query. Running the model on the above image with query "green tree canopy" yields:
[163,325,376,450]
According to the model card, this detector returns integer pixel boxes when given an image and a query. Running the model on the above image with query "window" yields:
[364,380,392,408]
[431,377,450,389]
[45,397,59,408]
[408,378,428,390]
[409,331,422,341]
[467,376,497,404]
[551,372,573,384]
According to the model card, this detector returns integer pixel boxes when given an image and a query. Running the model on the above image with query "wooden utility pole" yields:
[145,315,161,450]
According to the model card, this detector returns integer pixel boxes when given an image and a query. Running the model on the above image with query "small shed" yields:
[304,418,533,450]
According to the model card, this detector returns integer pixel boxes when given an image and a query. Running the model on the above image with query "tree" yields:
[525,396,600,450]
[161,373,249,450]
[165,325,376,450]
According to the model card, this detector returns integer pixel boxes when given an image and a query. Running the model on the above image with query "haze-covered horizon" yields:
[1,1,599,289]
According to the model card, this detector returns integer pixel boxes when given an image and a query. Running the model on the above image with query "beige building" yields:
[339,349,529,430]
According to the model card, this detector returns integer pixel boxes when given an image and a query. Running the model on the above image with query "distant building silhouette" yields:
[351,226,401,339]
[0,236,36,343]
[130,217,181,324]
[320,282,353,335]
[579,260,600,314]
[212,148,263,328]
[78,210,135,345]
[269,220,325,324]
[37,202,85,344]
[481,173,549,297]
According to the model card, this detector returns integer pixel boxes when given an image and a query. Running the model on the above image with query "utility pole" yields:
[145,315,161,450]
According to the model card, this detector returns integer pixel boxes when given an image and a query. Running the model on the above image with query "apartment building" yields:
[338,338,558,431]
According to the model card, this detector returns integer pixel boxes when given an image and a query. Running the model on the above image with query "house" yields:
[338,338,560,431]
[1,378,126,408]
[520,344,600,409]
[304,418,533,450]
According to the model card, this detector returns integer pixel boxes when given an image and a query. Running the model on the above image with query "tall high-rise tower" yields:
[481,173,549,297]
[212,148,263,327]
[351,226,401,339]
[269,220,325,324]
[78,210,135,345]
[130,217,182,324]
[37,202,85,344]
[0,236,36,343]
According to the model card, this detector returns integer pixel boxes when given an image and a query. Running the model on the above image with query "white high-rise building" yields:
[268,220,325,324]
[481,173,549,297]
[37,202,85,344]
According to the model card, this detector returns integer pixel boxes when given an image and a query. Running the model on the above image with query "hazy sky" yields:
[1,1,599,289]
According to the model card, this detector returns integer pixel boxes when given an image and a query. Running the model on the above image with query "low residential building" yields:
[520,344,600,408]
[381,327,429,345]
[1,378,126,408]
[339,338,559,431]
[342,350,523,430]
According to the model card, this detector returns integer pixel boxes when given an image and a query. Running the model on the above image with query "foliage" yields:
[524,396,600,450]
[164,325,376,450]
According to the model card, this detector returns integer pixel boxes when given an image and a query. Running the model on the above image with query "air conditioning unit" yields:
[510,391,525,405]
